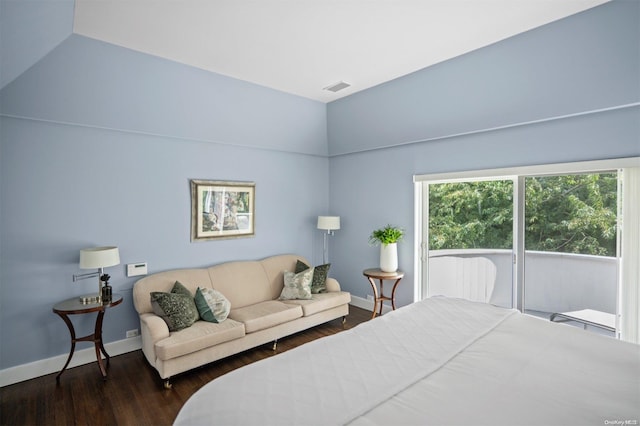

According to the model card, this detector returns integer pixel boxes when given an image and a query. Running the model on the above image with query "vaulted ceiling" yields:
[71,1,608,102]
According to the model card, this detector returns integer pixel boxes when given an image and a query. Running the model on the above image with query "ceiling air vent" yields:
[323,81,351,92]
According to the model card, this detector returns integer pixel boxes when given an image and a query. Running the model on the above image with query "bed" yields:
[174,297,640,426]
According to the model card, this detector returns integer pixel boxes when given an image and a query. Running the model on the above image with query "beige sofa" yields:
[132,254,351,387]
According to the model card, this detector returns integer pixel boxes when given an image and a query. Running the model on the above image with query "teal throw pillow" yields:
[295,260,330,294]
[194,287,231,323]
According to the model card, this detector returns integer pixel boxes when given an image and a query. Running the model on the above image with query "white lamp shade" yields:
[317,216,340,231]
[79,246,120,269]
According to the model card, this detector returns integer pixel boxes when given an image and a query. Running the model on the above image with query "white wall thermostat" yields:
[127,262,148,277]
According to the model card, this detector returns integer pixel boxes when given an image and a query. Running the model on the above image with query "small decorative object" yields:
[191,180,256,241]
[101,274,113,303]
[369,225,404,272]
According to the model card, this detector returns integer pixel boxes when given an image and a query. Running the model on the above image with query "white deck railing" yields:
[428,249,618,314]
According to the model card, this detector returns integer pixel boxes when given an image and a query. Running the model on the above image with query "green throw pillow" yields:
[279,267,314,300]
[295,260,330,293]
[150,281,199,331]
[194,287,231,323]
[172,281,193,297]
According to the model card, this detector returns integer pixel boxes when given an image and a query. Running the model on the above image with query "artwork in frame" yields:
[190,180,255,241]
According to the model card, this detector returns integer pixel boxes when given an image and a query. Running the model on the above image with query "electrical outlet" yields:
[126,329,139,338]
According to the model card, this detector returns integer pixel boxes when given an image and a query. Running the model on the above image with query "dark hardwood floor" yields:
[1,305,371,426]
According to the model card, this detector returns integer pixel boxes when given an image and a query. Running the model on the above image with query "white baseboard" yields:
[0,336,142,387]
[349,296,392,315]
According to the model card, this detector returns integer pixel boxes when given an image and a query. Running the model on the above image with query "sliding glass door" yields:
[415,159,639,341]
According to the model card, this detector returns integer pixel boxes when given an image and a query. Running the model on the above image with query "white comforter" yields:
[174,297,640,426]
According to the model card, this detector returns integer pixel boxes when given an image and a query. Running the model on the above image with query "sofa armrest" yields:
[139,312,170,366]
[140,313,170,342]
[325,277,341,292]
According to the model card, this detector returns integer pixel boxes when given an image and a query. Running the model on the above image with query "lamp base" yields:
[101,284,112,303]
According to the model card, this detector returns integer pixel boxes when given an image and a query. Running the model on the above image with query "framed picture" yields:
[190,180,255,241]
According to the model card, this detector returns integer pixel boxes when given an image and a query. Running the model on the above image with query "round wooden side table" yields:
[52,293,123,382]
[363,268,404,319]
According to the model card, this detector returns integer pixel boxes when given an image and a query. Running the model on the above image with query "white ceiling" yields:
[73,0,609,103]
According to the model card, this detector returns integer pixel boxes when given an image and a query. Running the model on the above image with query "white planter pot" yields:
[380,243,398,272]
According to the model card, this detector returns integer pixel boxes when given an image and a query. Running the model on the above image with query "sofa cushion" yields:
[208,261,272,309]
[155,319,245,361]
[228,301,303,333]
[279,268,314,300]
[282,291,352,317]
[295,260,330,294]
[194,287,231,323]
[150,282,200,331]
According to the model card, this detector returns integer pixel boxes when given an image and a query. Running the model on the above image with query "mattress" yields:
[174,297,640,426]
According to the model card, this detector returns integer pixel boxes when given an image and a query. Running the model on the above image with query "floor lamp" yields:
[317,216,340,264]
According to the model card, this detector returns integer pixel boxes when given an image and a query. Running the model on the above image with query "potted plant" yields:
[369,225,404,272]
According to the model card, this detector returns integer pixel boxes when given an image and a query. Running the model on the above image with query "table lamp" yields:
[73,246,120,304]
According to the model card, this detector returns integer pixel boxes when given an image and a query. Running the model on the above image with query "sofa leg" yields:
[342,316,347,328]
[163,379,172,390]
[272,339,278,351]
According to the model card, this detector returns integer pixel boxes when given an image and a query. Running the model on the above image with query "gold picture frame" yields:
[190,180,255,241]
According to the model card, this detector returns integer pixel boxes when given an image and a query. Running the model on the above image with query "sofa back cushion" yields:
[133,254,312,314]
[133,269,213,315]
[207,260,270,309]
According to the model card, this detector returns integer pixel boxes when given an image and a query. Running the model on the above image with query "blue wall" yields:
[327,0,639,156]
[1,35,328,156]
[0,0,74,89]
[1,0,639,375]
[0,35,329,370]
[326,0,640,305]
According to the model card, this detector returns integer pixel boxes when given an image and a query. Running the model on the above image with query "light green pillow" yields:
[150,286,200,332]
[194,287,231,323]
[279,267,314,300]
[295,260,330,293]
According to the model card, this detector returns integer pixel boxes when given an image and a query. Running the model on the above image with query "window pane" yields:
[524,173,617,255]
[524,173,618,336]
[427,180,513,308]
